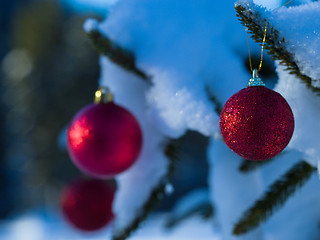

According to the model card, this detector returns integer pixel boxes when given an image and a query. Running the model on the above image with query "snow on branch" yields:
[238,157,274,173]
[85,20,151,82]
[238,152,288,173]
[112,139,179,240]
[233,160,316,235]
[206,87,223,115]
[165,189,213,229]
[235,3,320,95]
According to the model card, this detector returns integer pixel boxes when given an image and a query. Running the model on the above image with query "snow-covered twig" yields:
[238,152,287,173]
[112,139,179,240]
[233,160,316,235]
[238,158,274,173]
[206,87,223,115]
[235,4,320,94]
[165,189,213,229]
[87,29,151,82]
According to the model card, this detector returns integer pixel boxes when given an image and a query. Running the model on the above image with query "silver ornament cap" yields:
[247,69,265,87]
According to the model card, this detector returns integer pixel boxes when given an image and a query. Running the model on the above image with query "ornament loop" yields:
[247,69,265,87]
[94,87,114,104]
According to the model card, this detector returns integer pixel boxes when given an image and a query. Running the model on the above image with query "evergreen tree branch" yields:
[233,160,316,235]
[239,151,286,173]
[112,139,179,240]
[239,157,274,172]
[165,198,214,229]
[235,4,320,94]
[206,87,223,115]
[87,30,151,83]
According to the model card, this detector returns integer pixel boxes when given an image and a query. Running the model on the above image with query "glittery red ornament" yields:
[67,102,143,178]
[220,86,294,161]
[61,179,115,231]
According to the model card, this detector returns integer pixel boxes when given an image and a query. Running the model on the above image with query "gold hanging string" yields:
[258,22,268,71]
[246,0,293,73]
[245,22,267,73]
[246,27,254,73]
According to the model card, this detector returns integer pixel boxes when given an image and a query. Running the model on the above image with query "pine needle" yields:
[165,201,214,229]
[112,139,179,240]
[239,152,286,173]
[239,158,274,172]
[235,4,320,95]
[87,30,151,82]
[233,160,316,235]
[206,87,223,115]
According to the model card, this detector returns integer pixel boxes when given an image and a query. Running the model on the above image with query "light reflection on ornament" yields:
[68,119,91,149]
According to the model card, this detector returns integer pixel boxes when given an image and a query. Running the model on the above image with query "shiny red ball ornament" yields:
[67,100,143,178]
[61,179,116,231]
[220,85,294,161]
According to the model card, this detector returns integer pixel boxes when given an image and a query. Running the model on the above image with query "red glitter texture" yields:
[61,179,115,231]
[220,86,294,161]
[67,102,143,178]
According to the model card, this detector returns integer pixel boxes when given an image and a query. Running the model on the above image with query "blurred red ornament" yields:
[220,86,294,161]
[67,100,143,178]
[61,179,116,231]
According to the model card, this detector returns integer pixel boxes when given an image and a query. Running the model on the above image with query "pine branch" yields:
[235,4,320,94]
[112,139,179,240]
[239,158,274,172]
[206,87,223,115]
[233,160,316,235]
[87,30,151,83]
[239,151,286,173]
[165,199,214,229]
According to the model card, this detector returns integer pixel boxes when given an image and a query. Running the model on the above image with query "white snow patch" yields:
[83,18,99,33]
[269,1,320,87]
[207,139,264,240]
[274,63,320,167]
[0,211,220,240]
[169,189,210,221]
[132,215,220,240]
[6,216,45,240]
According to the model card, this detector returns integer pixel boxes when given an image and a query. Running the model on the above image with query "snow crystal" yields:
[269,1,320,86]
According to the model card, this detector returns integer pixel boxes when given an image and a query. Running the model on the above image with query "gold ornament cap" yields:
[94,87,114,104]
[247,69,265,87]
